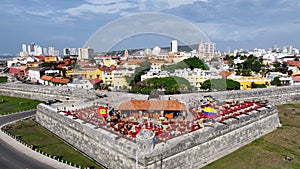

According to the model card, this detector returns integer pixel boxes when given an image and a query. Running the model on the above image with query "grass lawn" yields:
[0,76,8,83]
[0,95,42,115]
[5,118,103,169]
[203,104,300,169]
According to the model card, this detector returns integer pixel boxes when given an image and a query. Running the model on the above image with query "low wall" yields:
[175,86,300,105]
[36,104,280,169]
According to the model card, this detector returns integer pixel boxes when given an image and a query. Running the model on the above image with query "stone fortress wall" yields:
[1,82,300,105]
[1,83,300,168]
[35,102,280,169]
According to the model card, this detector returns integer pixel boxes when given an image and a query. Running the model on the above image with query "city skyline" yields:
[1,0,300,54]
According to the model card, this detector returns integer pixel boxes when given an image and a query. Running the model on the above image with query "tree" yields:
[201,79,240,91]
[129,61,151,85]
[162,57,208,72]
[251,82,266,88]
[271,76,281,86]
[129,76,195,95]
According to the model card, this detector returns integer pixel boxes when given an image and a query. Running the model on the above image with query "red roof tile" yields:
[292,74,300,82]
[34,56,45,61]
[286,60,300,67]
[89,78,102,85]
[51,77,70,84]
[41,75,53,81]
[220,70,232,77]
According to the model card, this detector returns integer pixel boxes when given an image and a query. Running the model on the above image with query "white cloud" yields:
[66,2,133,16]
[165,0,207,9]
[26,10,53,17]
[86,0,124,5]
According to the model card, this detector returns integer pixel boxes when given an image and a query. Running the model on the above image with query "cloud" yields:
[165,0,207,9]
[86,0,124,5]
[66,2,134,16]
[26,10,54,17]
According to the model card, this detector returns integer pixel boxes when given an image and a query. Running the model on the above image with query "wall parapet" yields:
[36,103,280,169]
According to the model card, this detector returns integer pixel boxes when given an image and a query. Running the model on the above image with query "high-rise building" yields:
[198,41,216,57]
[48,47,55,56]
[170,40,178,53]
[43,48,48,56]
[22,44,27,52]
[63,48,70,56]
[78,47,94,60]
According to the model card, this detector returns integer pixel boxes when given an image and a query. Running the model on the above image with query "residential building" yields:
[67,78,102,90]
[112,68,135,90]
[228,76,271,90]
[78,47,94,60]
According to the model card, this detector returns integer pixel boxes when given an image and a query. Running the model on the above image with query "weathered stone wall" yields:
[36,104,280,169]
[175,86,300,105]
[36,104,137,169]
[2,83,300,105]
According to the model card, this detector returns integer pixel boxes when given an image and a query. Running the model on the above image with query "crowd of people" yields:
[60,97,268,142]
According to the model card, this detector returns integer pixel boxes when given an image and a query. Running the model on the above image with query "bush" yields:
[130,76,195,94]
[201,79,240,91]
[0,76,8,83]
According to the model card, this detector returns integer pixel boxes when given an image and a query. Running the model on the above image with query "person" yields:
[116,111,121,120]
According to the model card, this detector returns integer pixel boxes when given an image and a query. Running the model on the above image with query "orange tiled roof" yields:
[89,78,102,85]
[41,75,53,81]
[117,99,186,111]
[286,60,300,67]
[292,74,300,82]
[220,70,232,77]
[51,77,70,84]
[34,56,45,61]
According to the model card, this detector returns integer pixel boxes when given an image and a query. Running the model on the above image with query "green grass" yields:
[5,118,103,169]
[202,104,300,169]
[0,76,8,83]
[0,95,42,115]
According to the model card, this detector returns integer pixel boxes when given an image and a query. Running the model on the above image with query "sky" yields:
[0,0,300,54]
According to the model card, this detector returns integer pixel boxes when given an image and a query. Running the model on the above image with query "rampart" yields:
[36,103,280,169]
[1,83,300,105]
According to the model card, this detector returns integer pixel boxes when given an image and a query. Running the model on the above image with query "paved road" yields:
[0,110,35,126]
[0,110,54,169]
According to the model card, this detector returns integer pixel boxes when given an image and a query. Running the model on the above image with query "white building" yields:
[152,46,161,56]
[78,47,94,60]
[170,40,178,53]
[27,68,44,84]
[22,44,27,52]
[198,41,216,57]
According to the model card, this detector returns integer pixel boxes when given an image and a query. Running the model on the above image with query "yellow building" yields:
[103,59,117,67]
[44,56,57,62]
[112,69,135,90]
[66,68,103,80]
[103,71,114,86]
[229,76,271,90]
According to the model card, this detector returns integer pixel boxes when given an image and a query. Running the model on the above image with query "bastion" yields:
[36,102,280,169]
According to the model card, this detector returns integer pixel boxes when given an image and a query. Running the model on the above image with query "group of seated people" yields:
[191,98,269,125]
[63,98,269,142]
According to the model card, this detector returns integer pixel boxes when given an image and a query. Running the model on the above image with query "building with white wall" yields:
[170,40,178,53]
